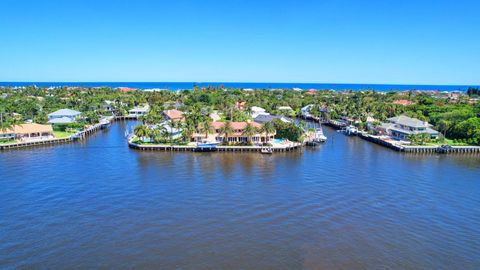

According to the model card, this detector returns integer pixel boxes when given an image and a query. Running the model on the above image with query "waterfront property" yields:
[191,121,274,144]
[0,123,54,142]
[128,104,150,117]
[162,109,185,121]
[378,115,440,140]
[48,109,81,124]
[254,114,292,124]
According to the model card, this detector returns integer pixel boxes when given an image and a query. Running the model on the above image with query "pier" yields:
[358,132,480,154]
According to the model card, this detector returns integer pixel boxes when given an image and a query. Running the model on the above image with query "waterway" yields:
[1,121,479,269]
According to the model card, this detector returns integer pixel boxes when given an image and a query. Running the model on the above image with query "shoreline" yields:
[2,119,479,155]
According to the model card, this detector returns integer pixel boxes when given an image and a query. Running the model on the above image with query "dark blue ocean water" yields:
[0,82,476,91]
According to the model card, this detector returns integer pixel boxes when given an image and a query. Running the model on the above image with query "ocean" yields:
[0,82,477,91]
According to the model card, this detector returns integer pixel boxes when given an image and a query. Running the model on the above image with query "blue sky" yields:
[0,0,479,84]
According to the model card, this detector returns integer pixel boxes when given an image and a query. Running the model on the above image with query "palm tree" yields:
[407,134,418,145]
[200,119,214,139]
[242,122,257,144]
[134,125,149,142]
[151,127,163,143]
[182,123,195,142]
[219,121,234,144]
[261,121,275,143]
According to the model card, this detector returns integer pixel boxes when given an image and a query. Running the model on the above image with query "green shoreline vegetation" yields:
[1,86,479,146]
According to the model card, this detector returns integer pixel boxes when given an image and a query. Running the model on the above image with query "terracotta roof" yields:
[117,87,137,92]
[212,121,262,130]
[0,123,53,135]
[163,109,184,120]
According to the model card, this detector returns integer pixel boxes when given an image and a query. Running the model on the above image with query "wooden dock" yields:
[358,132,480,154]
[297,115,347,129]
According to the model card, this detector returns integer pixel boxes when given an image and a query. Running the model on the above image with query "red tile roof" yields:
[163,109,184,120]
[212,121,261,130]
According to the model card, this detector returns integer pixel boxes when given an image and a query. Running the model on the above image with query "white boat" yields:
[313,127,327,142]
[261,147,273,154]
[340,125,358,136]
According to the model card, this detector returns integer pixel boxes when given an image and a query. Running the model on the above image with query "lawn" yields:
[411,138,473,147]
[0,139,17,145]
[53,130,77,138]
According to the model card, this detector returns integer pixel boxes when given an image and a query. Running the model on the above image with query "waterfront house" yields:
[254,114,292,124]
[148,121,183,141]
[128,104,150,117]
[48,109,81,124]
[162,109,185,121]
[191,121,274,144]
[301,104,315,117]
[378,115,440,140]
[0,123,54,141]
[102,100,115,112]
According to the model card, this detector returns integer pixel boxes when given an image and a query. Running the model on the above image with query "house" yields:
[163,101,183,110]
[0,123,54,141]
[305,89,317,95]
[128,104,150,117]
[378,115,440,140]
[48,109,81,124]
[254,114,292,124]
[192,121,275,144]
[147,121,183,141]
[102,100,115,112]
[162,109,184,121]
[301,104,314,117]
[117,87,137,92]
[250,106,269,118]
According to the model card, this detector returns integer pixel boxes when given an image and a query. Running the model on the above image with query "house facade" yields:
[378,115,440,140]
[0,123,54,141]
[128,104,150,117]
[254,114,292,124]
[191,121,275,144]
[162,109,185,121]
[48,109,81,124]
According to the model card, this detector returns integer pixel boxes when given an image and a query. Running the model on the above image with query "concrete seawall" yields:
[358,132,480,154]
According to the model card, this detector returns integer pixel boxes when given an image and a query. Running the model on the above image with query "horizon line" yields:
[0,81,479,87]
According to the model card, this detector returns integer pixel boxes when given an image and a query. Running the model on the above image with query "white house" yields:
[48,109,81,124]
[250,106,270,118]
[378,115,440,140]
[128,104,150,117]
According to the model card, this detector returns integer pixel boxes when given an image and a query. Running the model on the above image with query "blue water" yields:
[273,139,285,143]
[0,82,477,91]
[1,122,479,269]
